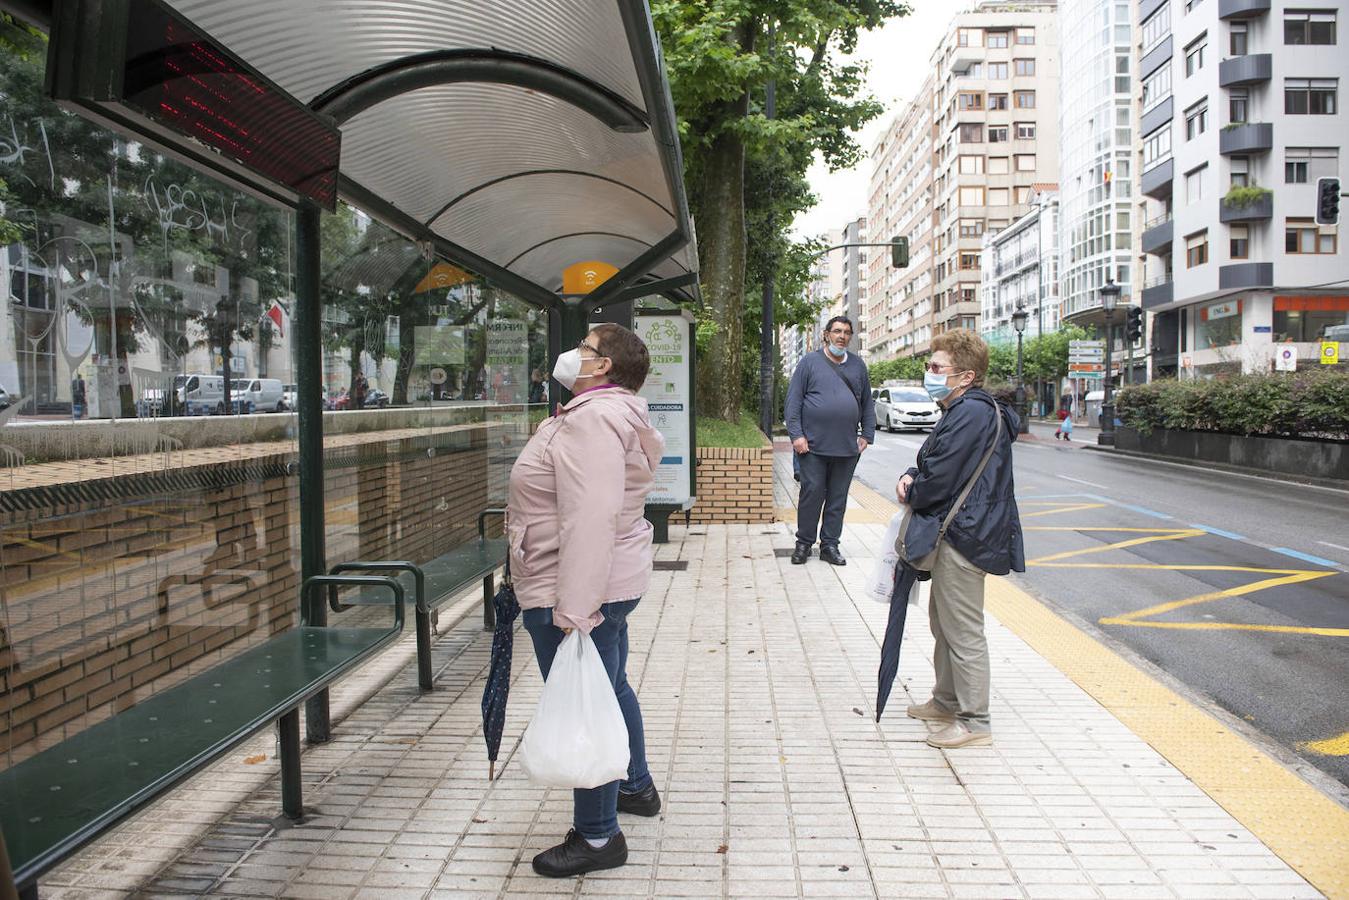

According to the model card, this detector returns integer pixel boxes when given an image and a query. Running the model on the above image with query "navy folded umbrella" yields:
[875,561,920,722]
[481,572,520,780]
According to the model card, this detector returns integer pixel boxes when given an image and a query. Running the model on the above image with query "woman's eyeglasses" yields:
[925,362,961,374]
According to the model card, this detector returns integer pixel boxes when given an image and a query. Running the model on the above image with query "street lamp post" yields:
[1011,303,1030,434]
[1098,279,1122,447]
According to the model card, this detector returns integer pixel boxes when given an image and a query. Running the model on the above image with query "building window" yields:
[1016,27,1036,45]
[959,220,985,238]
[1185,164,1207,204]
[1143,127,1172,170]
[958,91,984,110]
[989,93,1009,110]
[959,186,985,206]
[988,62,1009,79]
[1284,10,1336,45]
[989,125,1010,142]
[1284,147,1338,183]
[989,187,1010,206]
[1230,21,1248,56]
[1014,58,1036,76]
[1229,89,1248,124]
[1142,7,1171,52]
[987,30,1009,49]
[1230,155,1250,187]
[988,156,1010,174]
[1184,99,1209,139]
[959,123,984,143]
[959,253,980,270]
[1286,218,1338,254]
[1015,186,1033,203]
[1285,79,1338,114]
[1015,122,1036,140]
[1014,90,1036,108]
[1273,296,1349,341]
[958,28,981,47]
[958,155,985,174]
[1142,66,1172,110]
[1186,230,1209,267]
[1015,154,1036,171]
[1229,225,1249,259]
[1185,35,1207,77]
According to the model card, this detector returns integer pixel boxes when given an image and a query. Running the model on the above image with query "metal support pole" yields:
[279,707,303,819]
[758,26,777,439]
[295,200,331,742]
[416,607,434,691]
[1015,331,1029,434]
[482,573,496,631]
[551,299,590,407]
[1099,310,1116,446]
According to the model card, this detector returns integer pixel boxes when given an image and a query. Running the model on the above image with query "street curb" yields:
[1079,443,1349,491]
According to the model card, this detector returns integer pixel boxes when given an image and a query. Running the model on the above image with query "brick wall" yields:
[0,424,498,765]
[688,444,775,524]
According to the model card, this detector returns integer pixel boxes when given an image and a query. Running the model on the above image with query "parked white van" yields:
[232,378,286,412]
[175,374,226,415]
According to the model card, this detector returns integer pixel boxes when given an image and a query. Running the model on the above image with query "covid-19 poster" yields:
[635,310,695,509]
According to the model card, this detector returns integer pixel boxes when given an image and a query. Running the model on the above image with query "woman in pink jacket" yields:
[507,323,665,878]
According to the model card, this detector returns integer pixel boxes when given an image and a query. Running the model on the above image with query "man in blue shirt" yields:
[784,316,876,565]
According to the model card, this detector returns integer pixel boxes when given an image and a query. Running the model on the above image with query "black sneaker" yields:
[618,782,661,817]
[790,543,811,565]
[819,546,846,566]
[532,829,628,878]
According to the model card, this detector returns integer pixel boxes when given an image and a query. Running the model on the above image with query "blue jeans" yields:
[796,452,860,550]
[522,599,651,840]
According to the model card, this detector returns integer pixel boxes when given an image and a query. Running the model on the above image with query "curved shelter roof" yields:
[67,0,698,306]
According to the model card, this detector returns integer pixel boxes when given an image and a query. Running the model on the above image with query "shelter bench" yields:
[0,575,406,900]
[329,507,507,691]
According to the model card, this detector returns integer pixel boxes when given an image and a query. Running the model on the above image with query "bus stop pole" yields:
[295,199,331,743]
[550,298,590,406]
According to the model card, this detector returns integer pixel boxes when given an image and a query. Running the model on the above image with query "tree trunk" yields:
[695,107,748,422]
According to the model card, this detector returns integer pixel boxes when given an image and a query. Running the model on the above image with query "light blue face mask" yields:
[924,371,953,401]
[826,343,847,359]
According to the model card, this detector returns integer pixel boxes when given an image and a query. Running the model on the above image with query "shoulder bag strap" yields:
[937,402,1002,540]
[824,357,864,414]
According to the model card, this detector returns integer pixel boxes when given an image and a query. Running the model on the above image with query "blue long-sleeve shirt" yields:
[784,350,875,456]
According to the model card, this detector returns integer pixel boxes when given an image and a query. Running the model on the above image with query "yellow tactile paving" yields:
[847,475,1349,899]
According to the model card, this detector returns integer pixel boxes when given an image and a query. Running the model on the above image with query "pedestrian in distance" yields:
[351,369,368,410]
[784,316,876,566]
[507,323,664,877]
[1055,407,1073,441]
[895,329,1025,749]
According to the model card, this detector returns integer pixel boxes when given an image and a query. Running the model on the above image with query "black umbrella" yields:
[481,569,520,780]
[875,561,921,722]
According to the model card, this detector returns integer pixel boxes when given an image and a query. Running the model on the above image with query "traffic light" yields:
[890,235,909,268]
[1316,176,1341,226]
[1126,306,1145,344]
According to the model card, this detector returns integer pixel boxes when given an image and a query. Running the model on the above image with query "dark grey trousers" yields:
[795,451,860,551]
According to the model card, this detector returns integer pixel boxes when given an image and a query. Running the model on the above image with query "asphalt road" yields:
[854,419,1349,789]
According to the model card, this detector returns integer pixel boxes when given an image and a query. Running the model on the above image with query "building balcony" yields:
[1219,262,1273,289]
[1141,158,1174,199]
[1141,0,1168,21]
[1219,0,1270,19]
[1219,122,1273,155]
[1218,191,1273,223]
[1140,97,1173,138]
[1141,215,1173,255]
[1141,35,1173,80]
[1141,277,1174,309]
[1218,53,1272,88]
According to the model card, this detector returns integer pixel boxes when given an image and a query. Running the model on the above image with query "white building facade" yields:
[979,190,1062,345]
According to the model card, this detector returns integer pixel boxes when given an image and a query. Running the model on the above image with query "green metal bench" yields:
[0,575,405,900]
[330,508,507,691]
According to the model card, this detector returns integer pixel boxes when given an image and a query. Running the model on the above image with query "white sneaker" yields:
[926,721,992,749]
[906,699,956,722]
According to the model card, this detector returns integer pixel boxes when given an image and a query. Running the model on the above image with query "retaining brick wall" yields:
[688,444,774,525]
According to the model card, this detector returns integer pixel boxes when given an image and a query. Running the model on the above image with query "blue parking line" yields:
[1189,524,1247,541]
[1269,547,1341,569]
[1083,494,1175,520]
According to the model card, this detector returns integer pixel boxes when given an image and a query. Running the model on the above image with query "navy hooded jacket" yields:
[903,388,1026,576]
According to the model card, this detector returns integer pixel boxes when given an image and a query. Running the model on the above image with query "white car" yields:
[875,386,941,433]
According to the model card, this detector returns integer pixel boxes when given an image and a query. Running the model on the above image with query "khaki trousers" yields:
[927,541,991,728]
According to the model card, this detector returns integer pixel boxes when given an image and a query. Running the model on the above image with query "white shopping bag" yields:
[865,512,906,603]
[519,630,630,789]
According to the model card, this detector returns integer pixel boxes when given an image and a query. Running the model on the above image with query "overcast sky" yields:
[791,2,960,239]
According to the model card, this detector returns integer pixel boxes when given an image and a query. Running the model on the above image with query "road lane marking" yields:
[1318,541,1349,553]
[1190,524,1248,541]
[1301,731,1349,756]
[1057,474,1108,489]
[1101,570,1337,622]
[1270,547,1341,569]
[1022,503,1106,518]
[1028,529,1205,564]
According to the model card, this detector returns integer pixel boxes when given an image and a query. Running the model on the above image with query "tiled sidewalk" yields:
[37,519,1328,899]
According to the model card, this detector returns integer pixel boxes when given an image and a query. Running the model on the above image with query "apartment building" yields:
[864,79,937,362]
[781,228,844,377]
[1135,0,1349,378]
[840,216,869,348]
[1058,0,1140,372]
[979,188,1062,345]
[929,0,1062,337]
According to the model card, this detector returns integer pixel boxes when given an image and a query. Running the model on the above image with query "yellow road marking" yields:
[1101,620,1349,637]
[1022,503,1106,517]
[1301,731,1349,756]
[1029,529,1205,564]
[1025,526,1203,533]
[1107,571,1337,621]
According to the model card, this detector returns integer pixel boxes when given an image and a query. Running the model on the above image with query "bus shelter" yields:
[0,1,695,894]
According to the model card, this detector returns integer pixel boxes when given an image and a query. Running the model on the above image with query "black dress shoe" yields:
[790,544,811,565]
[618,782,662,817]
[532,829,628,877]
[819,546,846,566]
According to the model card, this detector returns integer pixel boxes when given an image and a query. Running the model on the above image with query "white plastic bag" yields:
[519,630,630,789]
[865,512,906,604]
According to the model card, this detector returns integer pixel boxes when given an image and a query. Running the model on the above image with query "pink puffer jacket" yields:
[506,387,665,633]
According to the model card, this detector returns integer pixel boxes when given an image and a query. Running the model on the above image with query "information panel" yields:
[635,310,695,509]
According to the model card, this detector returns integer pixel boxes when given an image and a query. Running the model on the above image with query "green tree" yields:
[653,0,909,422]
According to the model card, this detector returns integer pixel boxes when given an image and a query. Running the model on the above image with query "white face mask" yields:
[551,348,608,391]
